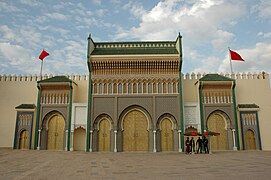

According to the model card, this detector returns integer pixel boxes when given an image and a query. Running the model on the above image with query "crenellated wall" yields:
[0,72,269,82]
[0,72,270,149]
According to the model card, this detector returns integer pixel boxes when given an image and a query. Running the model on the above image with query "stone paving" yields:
[0,149,271,180]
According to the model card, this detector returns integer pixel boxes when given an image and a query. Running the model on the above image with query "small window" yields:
[168,83,173,93]
[118,83,123,94]
[138,83,143,94]
[98,84,103,94]
[108,83,113,94]
[158,83,162,93]
[128,83,132,94]
[148,83,152,93]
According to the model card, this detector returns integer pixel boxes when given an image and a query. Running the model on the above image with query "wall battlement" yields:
[0,72,269,82]
[182,72,269,80]
[0,74,88,82]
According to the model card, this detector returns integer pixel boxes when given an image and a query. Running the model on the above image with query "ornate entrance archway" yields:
[123,109,148,151]
[245,129,256,150]
[160,118,173,151]
[73,127,86,151]
[98,118,111,152]
[207,113,228,150]
[19,130,29,149]
[47,114,65,150]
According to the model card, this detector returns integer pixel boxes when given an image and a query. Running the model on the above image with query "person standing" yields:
[196,137,202,154]
[203,136,209,154]
[185,137,190,154]
[190,137,195,154]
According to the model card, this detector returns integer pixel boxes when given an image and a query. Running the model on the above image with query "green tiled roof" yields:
[238,104,259,108]
[200,74,234,81]
[91,41,178,55]
[15,104,36,109]
[38,76,72,83]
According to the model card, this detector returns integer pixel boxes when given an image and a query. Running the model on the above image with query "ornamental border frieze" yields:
[95,42,176,49]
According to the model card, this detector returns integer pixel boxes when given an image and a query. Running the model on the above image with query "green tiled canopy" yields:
[200,74,234,81]
[38,76,72,83]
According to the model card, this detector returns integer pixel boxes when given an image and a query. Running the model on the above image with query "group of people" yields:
[185,136,209,154]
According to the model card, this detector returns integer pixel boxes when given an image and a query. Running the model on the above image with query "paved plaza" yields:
[0,149,271,180]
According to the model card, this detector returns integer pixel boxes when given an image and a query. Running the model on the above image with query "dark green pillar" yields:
[34,84,41,150]
[67,82,73,151]
[232,81,240,150]
[199,81,204,132]
[177,33,185,151]
[86,73,92,152]
[86,35,92,152]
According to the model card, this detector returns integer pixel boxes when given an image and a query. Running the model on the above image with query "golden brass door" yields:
[73,128,86,151]
[208,114,227,150]
[161,118,173,151]
[47,115,65,150]
[245,129,256,150]
[123,110,148,151]
[19,130,29,149]
[98,119,110,152]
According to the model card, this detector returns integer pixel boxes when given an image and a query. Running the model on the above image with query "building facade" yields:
[0,34,271,152]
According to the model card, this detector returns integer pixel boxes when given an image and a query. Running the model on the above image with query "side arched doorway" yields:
[73,127,86,151]
[47,114,65,150]
[19,130,29,149]
[160,118,173,151]
[207,113,228,150]
[245,129,256,150]
[123,109,148,151]
[98,118,111,152]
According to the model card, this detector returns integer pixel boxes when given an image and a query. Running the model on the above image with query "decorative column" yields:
[67,82,73,151]
[37,129,41,150]
[178,130,182,152]
[153,130,157,152]
[34,84,41,150]
[114,130,117,152]
[90,130,93,152]
[70,131,74,151]
[65,130,68,151]
[232,129,237,150]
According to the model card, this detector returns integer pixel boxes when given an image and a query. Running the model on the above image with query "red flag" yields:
[229,49,245,61]
[39,50,49,61]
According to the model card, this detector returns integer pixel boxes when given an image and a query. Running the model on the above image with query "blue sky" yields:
[0,0,271,76]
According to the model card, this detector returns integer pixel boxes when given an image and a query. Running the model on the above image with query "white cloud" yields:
[19,0,41,6]
[257,32,271,38]
[95,9,108,17]
[193,56,222,73]
[212,30,235,50]
[254,0,271,19]
[123,1,146,19]
[0,2,23,13]
[45,12,68,21]
[0,42,40,74]
[92,0,102,5]
[115,0,246,46]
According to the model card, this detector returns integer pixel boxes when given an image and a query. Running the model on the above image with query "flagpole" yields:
[228,47,233,74]
[40,60,43,80]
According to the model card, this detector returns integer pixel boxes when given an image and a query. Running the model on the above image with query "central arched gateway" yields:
[47,114,65,150]
[123,109,148,151]
[207,113,228,150]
